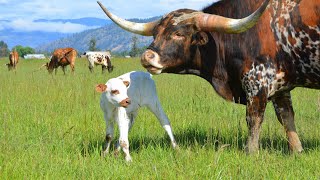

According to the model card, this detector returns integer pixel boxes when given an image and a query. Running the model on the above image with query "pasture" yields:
[0,57,319,179]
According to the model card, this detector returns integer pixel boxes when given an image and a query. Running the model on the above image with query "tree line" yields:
[1,35,146,59]
[0,40,35,58]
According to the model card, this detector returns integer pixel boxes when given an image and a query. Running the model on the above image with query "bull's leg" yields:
[70,64,75,74]
[89,66,94,73]
[13,63,17,71]
[102,111,114,157]
[272,92,303,153]
[62,66,66,75]
[107,65,113,73]
[245,95,267,153]
[147,100,177,149]
[116,108,132,162]
[55,68,58,75]
[102,65,107,74]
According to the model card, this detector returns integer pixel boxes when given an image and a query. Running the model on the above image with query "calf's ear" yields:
[95,84,107,93]
[123,81,130,87]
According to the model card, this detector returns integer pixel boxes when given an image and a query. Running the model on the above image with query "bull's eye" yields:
[172,31,185,40]
[176,32,183,36]
[111,90,119,95]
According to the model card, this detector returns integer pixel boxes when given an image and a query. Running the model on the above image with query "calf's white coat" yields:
[96,71,177,161]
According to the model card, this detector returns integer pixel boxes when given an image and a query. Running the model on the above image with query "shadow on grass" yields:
[80,126,320,157]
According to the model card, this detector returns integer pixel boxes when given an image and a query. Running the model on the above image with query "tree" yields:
[13,45,35,57]
[89,38,100,51]
[0,40,9,57]
[129,36,139,57]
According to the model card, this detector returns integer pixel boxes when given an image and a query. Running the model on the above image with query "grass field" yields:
[0,57,319,179]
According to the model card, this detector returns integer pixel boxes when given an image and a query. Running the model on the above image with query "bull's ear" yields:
[95,84,107,93]
[123,81,130,87]
[192,32,208,46]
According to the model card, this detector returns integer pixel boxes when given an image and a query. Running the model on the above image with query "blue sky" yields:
[0,0,213,33]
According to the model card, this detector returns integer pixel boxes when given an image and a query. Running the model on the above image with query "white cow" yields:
[95,71,177,162]
[83,51,113,73]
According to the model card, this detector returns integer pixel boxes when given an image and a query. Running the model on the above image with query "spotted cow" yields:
[83,51,114,73]
[43,47,77,74]
[98,0,319,153]
[6,50,19,71]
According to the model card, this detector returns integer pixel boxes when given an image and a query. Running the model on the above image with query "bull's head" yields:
[5,63,13,71]
[40,62,54,74]
[97,0,269,74]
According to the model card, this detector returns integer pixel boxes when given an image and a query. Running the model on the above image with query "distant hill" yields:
[35,17,160,53]
[34,17,112,27]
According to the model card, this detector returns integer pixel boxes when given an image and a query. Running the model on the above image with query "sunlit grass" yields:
[0,57,319,178]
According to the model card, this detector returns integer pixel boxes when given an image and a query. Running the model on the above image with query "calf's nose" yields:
[120,98,131,108]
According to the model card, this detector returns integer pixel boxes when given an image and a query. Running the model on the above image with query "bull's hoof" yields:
[244,145,259,154]
[289,145,304,154]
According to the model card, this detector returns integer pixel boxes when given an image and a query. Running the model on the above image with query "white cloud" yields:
[0,0,216,32]
[1,19,97,33]
[0,0,8,4]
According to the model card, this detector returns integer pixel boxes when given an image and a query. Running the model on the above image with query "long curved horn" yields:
[196,0,270,33]
[97,1,159,36]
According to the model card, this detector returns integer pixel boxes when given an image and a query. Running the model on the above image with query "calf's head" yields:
[97,0,270,74]
[95,78,131,108]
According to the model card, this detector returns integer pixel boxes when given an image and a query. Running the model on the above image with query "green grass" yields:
[0,57,319,179]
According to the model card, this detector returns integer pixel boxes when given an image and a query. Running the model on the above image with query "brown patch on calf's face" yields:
[95,84,107,93]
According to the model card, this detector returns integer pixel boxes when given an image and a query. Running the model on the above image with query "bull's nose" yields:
[141,50,163,69]
[144,50,155,60]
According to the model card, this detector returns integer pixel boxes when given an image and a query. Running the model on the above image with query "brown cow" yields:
[44,47,77,74]
[99,0,320,154]
[6,50,19,71]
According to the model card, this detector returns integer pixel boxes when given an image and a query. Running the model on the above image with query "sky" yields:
[0,0,213,33]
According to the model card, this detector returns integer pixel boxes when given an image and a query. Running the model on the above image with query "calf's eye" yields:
[111,90,119,95]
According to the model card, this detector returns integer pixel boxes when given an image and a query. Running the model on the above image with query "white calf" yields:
[95,71,177,161]
[84,51,113,73]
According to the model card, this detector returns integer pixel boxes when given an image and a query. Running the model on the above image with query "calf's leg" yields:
[147,100,177,148]
[102,111,114,157]
[116,108,132,162]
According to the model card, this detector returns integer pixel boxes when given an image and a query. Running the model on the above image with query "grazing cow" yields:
[83,51,114,73]
[98,0,320,153]
[6,50,19,71]
[43,47,77,74]
[95,71,177,161]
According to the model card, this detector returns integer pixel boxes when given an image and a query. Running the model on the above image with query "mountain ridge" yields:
[35,16,160,53]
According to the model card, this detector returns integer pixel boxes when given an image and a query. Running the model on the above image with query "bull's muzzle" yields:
[141,50,163,74]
